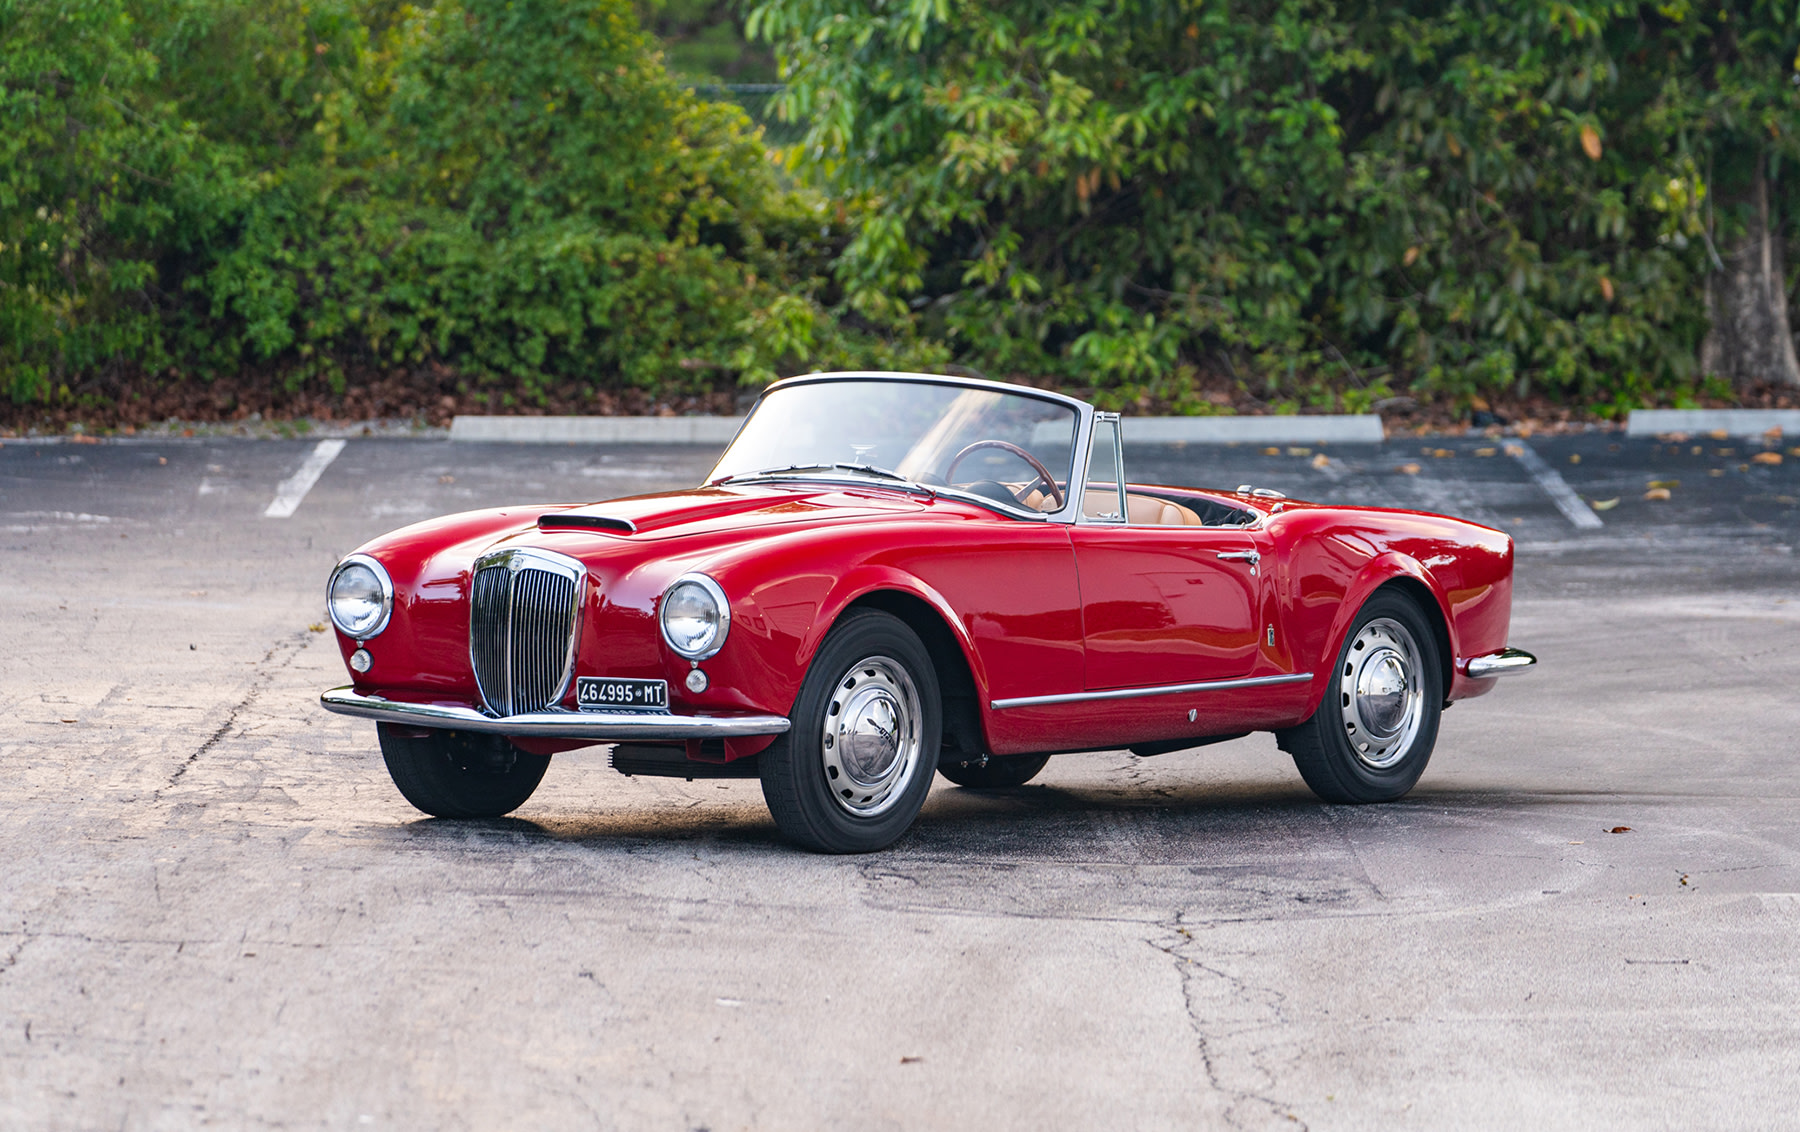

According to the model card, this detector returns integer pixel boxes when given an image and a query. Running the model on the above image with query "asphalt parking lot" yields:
[2,429,1797,1130]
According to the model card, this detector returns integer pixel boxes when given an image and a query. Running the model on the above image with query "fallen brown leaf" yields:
[1503,443,1524,457]
[1310,453,1330,469]
[1709,429,1730,440]
[439,474,457,483]
[1752,451,1782,465]
[1609,826,1632,834]
[1580,123,1602,160]
[1475,447,1497,457]
[1432,448,1453,458]
[1642,488,1671,501]
[1568,453,1581,464]
[308,623,328,633]
[1398,463,1422,475]
[1262,446,1281,456]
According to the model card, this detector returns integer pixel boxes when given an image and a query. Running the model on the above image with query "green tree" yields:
[750,0,1800,410]
[3,0,909,409]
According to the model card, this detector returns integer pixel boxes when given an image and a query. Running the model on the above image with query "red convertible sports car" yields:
[320,372,1535,851]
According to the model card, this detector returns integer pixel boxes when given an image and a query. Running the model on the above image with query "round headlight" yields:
[327,554,393,640]
[660,574,730,660]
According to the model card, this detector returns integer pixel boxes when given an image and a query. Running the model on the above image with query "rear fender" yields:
[1308,553,1457,717]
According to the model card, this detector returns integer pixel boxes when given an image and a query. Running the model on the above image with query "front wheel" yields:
[1276,590,1442,804]
[760,610,942,853]
[378,724,550,818]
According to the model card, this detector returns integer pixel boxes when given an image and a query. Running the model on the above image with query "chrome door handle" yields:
[1216,550,1260,565]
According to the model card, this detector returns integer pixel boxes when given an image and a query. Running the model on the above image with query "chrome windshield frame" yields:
[724,371,1098,525]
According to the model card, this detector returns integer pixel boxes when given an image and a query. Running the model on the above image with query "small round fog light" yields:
[684,668,709,693]
[350,648,372,673]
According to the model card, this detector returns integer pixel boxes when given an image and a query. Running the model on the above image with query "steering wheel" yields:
[947,441,1066,510]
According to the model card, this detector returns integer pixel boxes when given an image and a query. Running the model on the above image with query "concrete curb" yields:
[1122,414,1385,444]
[1626,409,1800,438]
[450,416,746,444]
[449,413,1387,445]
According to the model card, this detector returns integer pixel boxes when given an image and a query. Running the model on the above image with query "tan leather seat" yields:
[1083,488,1206,526]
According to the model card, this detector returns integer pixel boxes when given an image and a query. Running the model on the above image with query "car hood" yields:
[533,482,929,541]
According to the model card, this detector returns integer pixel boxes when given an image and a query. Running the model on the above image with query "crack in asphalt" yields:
[1147,916,1310,1131]
[159,630,311,795]
[0,933,30,982]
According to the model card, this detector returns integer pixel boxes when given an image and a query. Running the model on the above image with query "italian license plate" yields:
[576,677,668,712]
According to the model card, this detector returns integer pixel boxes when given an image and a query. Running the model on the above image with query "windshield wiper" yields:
[713,462,923,489]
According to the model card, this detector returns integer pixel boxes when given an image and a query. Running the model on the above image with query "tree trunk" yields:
[1702,156,1800,387]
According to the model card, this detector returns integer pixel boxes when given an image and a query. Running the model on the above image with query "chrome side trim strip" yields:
[1465,648,1537,678]
[989,672,1314,711]
[320,687,791,739]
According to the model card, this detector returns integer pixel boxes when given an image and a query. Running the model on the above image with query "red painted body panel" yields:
[1070,525,1264,689]
[332,479,1519,761]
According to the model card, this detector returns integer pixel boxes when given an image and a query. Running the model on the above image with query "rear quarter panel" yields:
[1270,504,1515,714]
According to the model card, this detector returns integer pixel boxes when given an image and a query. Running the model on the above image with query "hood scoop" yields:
[536,512,636,534]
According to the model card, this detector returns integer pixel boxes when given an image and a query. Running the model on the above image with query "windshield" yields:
[708,378,1080,513]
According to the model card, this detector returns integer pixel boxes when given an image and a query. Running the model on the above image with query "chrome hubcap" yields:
[1338,618,1423,770]
[821,655,922,817]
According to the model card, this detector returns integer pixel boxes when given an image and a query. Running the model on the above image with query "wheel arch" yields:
[842,589,986,763]
[1374,575,1454,702]
[1313,558,1457,716]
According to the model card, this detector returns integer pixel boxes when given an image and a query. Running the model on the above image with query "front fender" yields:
[804,565,994,696]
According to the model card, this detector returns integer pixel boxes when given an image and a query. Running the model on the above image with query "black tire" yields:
[760,610,942,853]
[378,723,550,818]
[1276,589,1443,804]
[937,753,1050,788]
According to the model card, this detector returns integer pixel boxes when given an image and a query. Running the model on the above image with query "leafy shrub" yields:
[1,0,926,408]
[749,0,1800,411]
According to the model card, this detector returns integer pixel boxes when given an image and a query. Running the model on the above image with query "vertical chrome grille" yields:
[469,548,584,716]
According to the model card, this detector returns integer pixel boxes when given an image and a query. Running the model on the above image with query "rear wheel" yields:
[378,724,550,818]
[937,753,1050,788]
[1277,590,1442,804]
[760,610,941,853]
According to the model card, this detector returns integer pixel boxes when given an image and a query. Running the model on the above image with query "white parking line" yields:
[264,439,347,518]
[1508,442,1602,530]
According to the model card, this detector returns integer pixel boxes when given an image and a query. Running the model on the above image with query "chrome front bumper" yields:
[1465,648,1537,678]
[319,686,791,740]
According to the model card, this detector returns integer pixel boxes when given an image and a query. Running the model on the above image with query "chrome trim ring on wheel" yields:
[820,655,923,817]
[1338,617,1423,771]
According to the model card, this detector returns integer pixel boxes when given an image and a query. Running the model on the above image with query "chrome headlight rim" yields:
[327,553,394,641]
[659,572,730,660]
